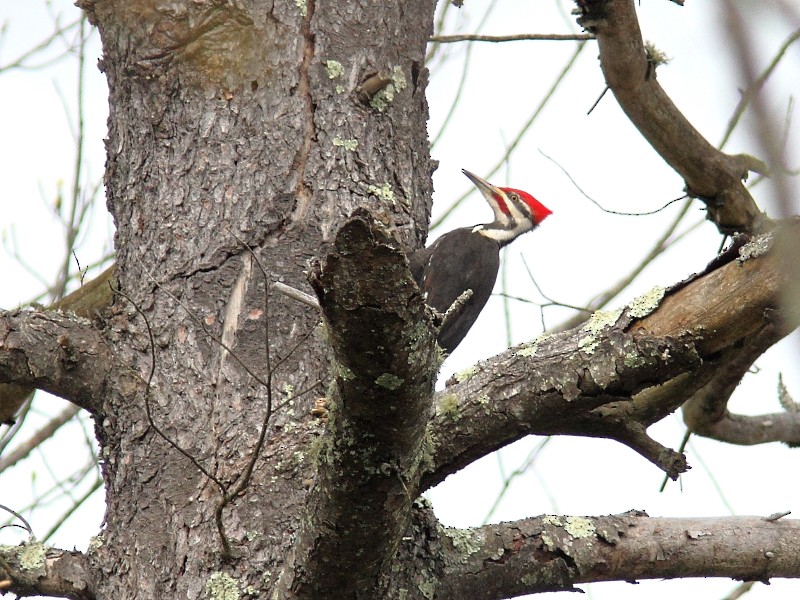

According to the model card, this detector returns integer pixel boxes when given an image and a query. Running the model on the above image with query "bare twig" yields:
[430,41,588,230]
[578,0,765,234]
[273,282,319,309]
[112,285,227,492]
[0,18,82,72]
[719,28,800,150]
[0,405,81,474]
[0,504,34,539]
[429,33,593,43]
[764,510,791,522]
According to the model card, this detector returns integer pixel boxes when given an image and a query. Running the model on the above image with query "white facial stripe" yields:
[505,193,528,225]
[481,189,510,226]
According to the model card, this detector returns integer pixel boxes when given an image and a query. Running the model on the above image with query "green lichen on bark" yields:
[437,393,459,420]
[564,516,596,538]
[515,333,551,357]
[441,527,481,562]
[17,541,46,570]
[367,182,394,203]
[453,365,479,384]
[332,137,358,151]
[325,59,344,79]
[579,308,623,353]
[369,66,407,112]
[205,572,240,600]
[375,373,404,390]
[627,286,665,318]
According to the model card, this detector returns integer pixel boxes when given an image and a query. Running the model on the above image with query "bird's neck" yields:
[473,219,533,247]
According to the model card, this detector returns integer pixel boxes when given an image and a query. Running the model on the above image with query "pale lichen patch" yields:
[627,286,665,318]
[623,351,647,368]
[418,579,436,599]
[206,572,240,600]
[332,137,358,151]
[438,393,459,419]
[375,373,404,390]
[515,333,550,358]
[738,233,773,262]
[564,516,596,538]
[294,0,307,17]
[579,308,623,354]
[332,360,355,381]
[370,66,407,112]
[325,59,344,79]
[17,541,46,570]
[367,182,394,203]
[540,531,556,550]
[442,527,481,561]
[454,365,479,384]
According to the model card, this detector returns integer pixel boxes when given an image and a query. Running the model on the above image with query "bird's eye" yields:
[509,193,519,201]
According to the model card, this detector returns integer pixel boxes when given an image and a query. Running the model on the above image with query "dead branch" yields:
[576,0,766,234]
[275,210,440,599]
[429,33,594,43]
[0,543,94,600]
[425,512,800,598]
[423,225,796,489]
[0,310,111,416]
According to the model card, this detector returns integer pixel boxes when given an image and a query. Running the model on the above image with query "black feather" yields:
[410,228,500,354]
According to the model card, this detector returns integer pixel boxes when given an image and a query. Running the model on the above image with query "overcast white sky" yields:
[2,2,800,599]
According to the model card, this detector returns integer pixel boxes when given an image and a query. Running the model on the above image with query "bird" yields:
[410,169,552,354]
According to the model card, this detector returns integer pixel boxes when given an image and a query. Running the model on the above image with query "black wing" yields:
[410,229,500,353]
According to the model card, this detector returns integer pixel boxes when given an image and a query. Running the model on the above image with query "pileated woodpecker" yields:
[410,169,552,354]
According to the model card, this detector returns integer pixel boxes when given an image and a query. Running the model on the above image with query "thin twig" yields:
[0,405,81,474]
[430,41,588,231]
[429,33,593,43]
[763,510,791,522]
[138,261,271,389]
[112,285,227,492]
[719,28,800,150]
[42,477,102,542]
[0,504,34,539]
[430,2,499,149]
[273,282,319,309]
[542,149,688,216]
[0,17,82,72]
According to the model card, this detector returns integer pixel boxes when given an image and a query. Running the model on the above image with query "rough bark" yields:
[68,0,435,598]
[0,310,110,416]
[4,1,800,599]
[381,508,800,599]
[275,211,439,597]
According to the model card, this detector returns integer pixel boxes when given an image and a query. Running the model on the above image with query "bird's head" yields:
[462,169,552,245]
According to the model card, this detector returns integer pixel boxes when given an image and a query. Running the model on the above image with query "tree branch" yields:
[276,210,439,599]
[683,323,800,445]
[0,309,111,416]
[429,512,800,598]
[423,227,796,489]
[576,0,766,234]
[423,312,701,490]
[0,542,94,600]
[0,264,115,422]
[429,33,594,43]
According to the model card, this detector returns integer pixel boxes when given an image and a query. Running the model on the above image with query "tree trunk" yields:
[75,0,435,597]
[3,2,800,599]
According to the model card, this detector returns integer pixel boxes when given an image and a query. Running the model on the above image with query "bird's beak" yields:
[462,169,509,224]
